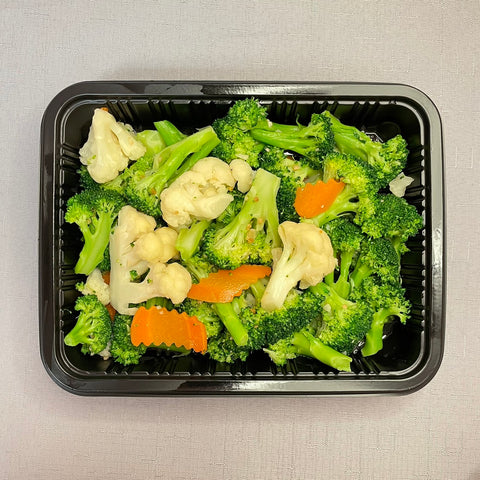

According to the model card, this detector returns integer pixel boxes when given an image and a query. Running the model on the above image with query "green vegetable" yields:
[64,295,112,356]
[64,187,125,275]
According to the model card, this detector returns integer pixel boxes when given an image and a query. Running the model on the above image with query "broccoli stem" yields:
[154,120,186,146]
[362,305,407,357]
[139,126,218,194]
[176,220,211,261]
[213,302,249,347]
[291,331,352,372]
[249,279,267,303]
[350,261,373,290]
[361,309,392,356]
[309,187,359,227]
[168,136,220,184]
[75,213,111,275]
[250,128,314,156]
[334,250,355,297]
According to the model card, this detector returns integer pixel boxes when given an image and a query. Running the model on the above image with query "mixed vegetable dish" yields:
[63,99,423,372]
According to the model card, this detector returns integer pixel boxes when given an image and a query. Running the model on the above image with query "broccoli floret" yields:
[311,282,373,355]
[353,278,411,357]
[175,220,212,261]
[259,146,317,181]
[210,98,268,167]
[323,217,364,298]
[259,147,318,222]
[110,314,147,365]
[206,330,251,363]
[64,295,112,356]
[179,299,223,338]
[250,112,334,169]
[307,152,379,227]
[350,237,401,290]
[323,111,409,187]
[124,126,219,218]
[64,187,126,275]
[242,289,323,349]
[78,165,98,190]
[223,98,268,131]
[203,168,281,269]
[356,193,423,253]
[265,328,352,372]
[215,190,245,225]
[212,119,265,167]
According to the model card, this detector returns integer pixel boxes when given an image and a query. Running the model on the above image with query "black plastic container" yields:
[39,82,445,396]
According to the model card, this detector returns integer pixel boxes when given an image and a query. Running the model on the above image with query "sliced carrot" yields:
[187,265,271,303]
[130,306,207,353]
[294,179,345,218]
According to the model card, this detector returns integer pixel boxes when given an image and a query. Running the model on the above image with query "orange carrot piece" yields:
[130,306,207,353]
[187,265,272,303]
[294,179,345,218]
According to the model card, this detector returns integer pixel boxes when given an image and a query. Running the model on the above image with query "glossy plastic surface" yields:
[39,82,445,396]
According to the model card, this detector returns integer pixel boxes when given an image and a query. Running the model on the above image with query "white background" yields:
[1,1,479,479]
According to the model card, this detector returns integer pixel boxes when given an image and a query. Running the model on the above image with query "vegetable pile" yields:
[63,99,423,372]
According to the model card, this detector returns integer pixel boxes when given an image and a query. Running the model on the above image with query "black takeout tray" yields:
[39,81,445,396]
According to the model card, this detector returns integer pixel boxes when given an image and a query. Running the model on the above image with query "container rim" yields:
[39,81,445,396]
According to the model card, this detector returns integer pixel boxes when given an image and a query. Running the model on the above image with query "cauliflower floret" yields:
[230,158,254,193]
[146,262,192,305]
[78,268,110,305]
[133,227,178,263]
[79,108,146,183]
[261,221,337,312]
[389,172,414,197]
[160,156,236,229]
[109,206,191,315]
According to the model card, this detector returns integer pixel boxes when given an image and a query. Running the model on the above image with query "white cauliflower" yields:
[230,158,254,193]
[109,206,191,315]
[79,108,146,183]
[389,172,414,197]
[160,156,236,229]
[78,268,110,305]
[133,227,178,263]
[261,221,337,312]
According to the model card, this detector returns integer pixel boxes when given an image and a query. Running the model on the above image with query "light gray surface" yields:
[1,1,479,478]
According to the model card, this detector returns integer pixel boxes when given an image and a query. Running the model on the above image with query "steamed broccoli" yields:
[64,295,112,357]
[356,193,423,253]
[211,98,267,167]
[110,314,147,365]
[203,168,281,269]
[178,299,223,338]
[355,278,411,357]
[311,282,373,355]
[323,217,364,298]
[259,147,318,222]
[153,120,186,146]
[242,289,324,349]
[250,112,335,169]
[322,110,409,187]
[307,152,379,227]
[265,327,353,372]
[64,187,126,275]
[349,237,401,291]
